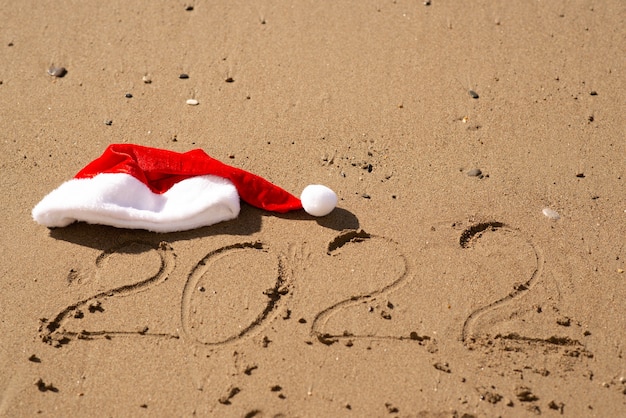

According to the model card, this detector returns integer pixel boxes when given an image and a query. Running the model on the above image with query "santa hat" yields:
[32,144,337,233]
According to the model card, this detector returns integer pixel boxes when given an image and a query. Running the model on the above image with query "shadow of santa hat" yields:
[32,144,337,233]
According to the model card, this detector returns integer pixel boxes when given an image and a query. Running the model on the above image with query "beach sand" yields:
[1,1,624,416]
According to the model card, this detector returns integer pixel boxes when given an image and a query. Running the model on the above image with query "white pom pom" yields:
[301,185,337,217]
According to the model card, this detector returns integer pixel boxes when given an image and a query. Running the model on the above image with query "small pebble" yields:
[467,168,482,177]
[542,207,560,220]
[225,77,234,83]
[47,66,67,78]
[186,99,199,106]
[104,120,113,126]
[590,91,597,96]
[142,75,152,84]
[469,90,479,99]
[179,73,189,79]
[125,93,133,98]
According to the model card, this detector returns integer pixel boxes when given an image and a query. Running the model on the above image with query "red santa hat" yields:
[32,144,337,233]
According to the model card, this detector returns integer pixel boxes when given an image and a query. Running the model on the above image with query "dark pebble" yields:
[590,91,597,96]
[262,336,271,347]
[556,316,571,326]
[179,73,189,79]
[469,90,479,99]
[576,173,585,178]
[225,77,234,83]
[28,354,41,363]
[104,120,113,126]
[548,401,564,413]
[362,194,371,199]
[515,386,538,402]
[35,378,58,393]
[467,168,482,177]
[47,66,67,78]
[185,5,194,11]
[125,93,133,98]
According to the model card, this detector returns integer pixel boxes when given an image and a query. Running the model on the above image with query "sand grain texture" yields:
[1,1,624,416]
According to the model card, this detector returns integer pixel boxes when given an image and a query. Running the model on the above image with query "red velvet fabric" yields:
[74,144,303,213]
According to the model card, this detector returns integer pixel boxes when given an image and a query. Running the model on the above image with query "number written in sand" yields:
[457,221,591,356]
[458,222,543,343]
[309,230,430,346]
[41,226,577,356]
[181,242,293,347]
[40,241,177,346]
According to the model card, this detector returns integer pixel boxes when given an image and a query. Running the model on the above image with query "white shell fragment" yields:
[542,207,560,220]
[186,99,199,106]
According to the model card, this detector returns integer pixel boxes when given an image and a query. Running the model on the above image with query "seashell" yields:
[542,208,560,220]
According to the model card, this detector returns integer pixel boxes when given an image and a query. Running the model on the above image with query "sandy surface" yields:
[1,1,625,416]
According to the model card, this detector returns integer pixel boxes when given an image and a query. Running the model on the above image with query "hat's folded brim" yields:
[32,173,240,233]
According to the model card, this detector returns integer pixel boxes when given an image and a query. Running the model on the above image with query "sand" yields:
[1,1,624,416]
